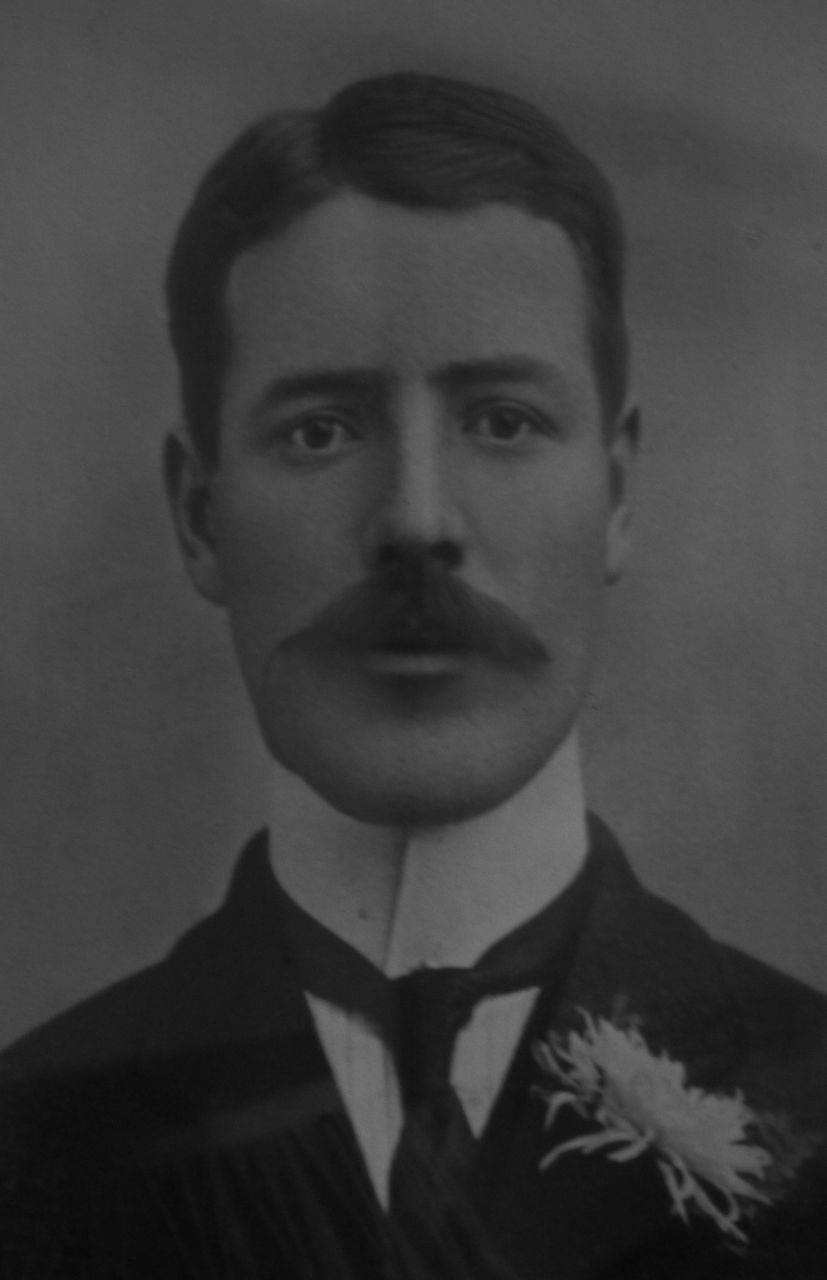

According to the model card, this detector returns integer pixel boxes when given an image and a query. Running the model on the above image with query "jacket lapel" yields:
[469,817,748,1278]
[127,831,353,1154]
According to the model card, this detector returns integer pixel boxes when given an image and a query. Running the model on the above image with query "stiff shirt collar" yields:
[267,732,587,976]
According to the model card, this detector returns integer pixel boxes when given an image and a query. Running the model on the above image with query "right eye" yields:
[281,414,360,458]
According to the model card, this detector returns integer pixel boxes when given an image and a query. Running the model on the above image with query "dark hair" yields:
[165,72,628,465]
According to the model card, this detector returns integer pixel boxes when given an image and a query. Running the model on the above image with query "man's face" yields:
[171,194,634,826]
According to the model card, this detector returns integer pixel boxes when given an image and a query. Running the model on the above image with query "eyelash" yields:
[278,413,362,455]
[463,400,559,445]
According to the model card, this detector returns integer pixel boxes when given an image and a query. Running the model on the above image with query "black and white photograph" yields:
[1,2,826,1276]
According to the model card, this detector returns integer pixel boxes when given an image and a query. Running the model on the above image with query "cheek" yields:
[213,477,357,651]
[478,468,612,610]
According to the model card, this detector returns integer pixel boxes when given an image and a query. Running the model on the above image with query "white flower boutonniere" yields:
[533,1008,805,1245]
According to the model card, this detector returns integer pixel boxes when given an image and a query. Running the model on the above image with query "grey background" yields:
[2,0,826,1048]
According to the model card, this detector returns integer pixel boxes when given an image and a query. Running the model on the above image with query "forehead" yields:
[224,193,595,405]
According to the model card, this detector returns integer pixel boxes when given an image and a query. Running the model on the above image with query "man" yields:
[0,72,824,1279]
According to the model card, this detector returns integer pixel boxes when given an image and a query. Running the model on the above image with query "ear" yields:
[604,406,640,585]
[163,428,225,604]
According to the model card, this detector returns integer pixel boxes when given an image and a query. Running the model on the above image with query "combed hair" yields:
[165,72,628,464]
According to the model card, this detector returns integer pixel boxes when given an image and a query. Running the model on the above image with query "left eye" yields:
[465,404,548,445]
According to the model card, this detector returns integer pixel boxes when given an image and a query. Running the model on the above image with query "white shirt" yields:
[268,733,587,1205]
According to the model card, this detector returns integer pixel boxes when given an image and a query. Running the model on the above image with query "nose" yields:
[362,393,466,573]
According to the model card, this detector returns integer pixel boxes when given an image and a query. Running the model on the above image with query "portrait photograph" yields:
[1,2,826,1276]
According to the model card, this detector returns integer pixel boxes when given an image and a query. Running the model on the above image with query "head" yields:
[165,72,638,826]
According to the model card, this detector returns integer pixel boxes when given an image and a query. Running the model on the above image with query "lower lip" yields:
[365,651,470,678]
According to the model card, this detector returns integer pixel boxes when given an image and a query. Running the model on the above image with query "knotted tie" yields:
[275,846,602,1276]
[386,965,489,1275]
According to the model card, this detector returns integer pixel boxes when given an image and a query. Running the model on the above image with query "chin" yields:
[256,662,582,828]
[267,730,565,829]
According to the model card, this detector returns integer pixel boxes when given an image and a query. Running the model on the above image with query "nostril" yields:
[373,537,463,575]
[433,539,463,571]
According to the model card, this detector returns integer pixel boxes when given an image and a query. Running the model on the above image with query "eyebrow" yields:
[248,369,385,422]
[247,356,577,422]
[431,356,571,397]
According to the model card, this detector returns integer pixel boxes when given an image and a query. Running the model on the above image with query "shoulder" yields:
[1,955,179,1085]
[0,906,227,1085]
[637,877,825,1044]
[0,831,319,1175]
[583,817,827,1121]
[0,830,293,1084]
[564,822,827,1273]
[0,909,228,1176]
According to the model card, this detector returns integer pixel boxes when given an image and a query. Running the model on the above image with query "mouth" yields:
[280,574,551,675]
[359,615,476,676]
[364,647,471,678]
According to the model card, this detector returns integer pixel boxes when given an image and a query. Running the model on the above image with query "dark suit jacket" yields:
[1,818,825,1278]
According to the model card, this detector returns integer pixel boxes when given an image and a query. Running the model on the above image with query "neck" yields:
[268,733,587,973]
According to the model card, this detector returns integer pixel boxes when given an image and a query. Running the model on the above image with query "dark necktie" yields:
[386,964,490,1277]
[277,850,601,1277]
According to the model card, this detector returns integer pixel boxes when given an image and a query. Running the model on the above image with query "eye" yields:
[282,413,359,457]
[465,402,552,447]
